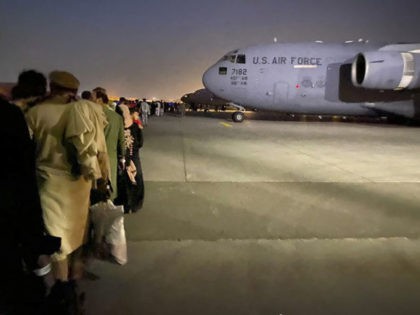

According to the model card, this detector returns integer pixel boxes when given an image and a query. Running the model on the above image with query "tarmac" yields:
[81,112,420,315]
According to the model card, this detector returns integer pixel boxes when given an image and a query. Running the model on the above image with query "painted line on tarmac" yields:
[220,122,233,128]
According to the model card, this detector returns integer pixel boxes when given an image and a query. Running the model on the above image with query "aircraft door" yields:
[274,81,289,108]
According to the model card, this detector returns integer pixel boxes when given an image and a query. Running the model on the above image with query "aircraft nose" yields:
[202,65,218,92]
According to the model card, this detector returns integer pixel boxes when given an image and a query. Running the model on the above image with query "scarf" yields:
[118,104,133,128]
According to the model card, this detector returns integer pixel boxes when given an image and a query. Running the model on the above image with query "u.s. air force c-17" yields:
[202,41,420,122]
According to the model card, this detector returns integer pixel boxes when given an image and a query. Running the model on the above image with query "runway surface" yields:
[82,113,420,315]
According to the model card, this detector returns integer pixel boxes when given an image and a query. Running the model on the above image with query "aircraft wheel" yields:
[232,111,245,123]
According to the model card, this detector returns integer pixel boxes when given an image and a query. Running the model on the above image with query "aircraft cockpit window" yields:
[219,67,227,75]
[221,54,237,63]
[236,54,246,64]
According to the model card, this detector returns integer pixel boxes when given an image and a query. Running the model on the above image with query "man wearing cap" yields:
[26,70,105,281]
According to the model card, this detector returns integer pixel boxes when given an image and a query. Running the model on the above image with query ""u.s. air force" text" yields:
[253,56,322,66]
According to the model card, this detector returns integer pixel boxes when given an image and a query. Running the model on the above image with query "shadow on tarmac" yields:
[184,110,409,126]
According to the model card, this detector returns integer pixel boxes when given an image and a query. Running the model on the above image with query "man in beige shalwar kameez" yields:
[26,71,108,281]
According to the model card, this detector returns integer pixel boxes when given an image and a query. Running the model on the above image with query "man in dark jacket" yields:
[0,80,60,313]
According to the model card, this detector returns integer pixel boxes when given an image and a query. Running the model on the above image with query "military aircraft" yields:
[181,88,232,111]
[202,41,420,122]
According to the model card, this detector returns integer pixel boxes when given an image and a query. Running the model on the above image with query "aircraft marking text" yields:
[253,56,323,66]
[231,68,248,86]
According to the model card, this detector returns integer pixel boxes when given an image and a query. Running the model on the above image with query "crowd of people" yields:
[0,69,147,314]
[123,98,186,120]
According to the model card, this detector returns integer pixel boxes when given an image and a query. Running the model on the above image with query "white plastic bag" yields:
[89,200,127,265]
[106,207,127,265]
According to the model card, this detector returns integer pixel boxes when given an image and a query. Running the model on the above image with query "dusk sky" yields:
[1,0,420,100]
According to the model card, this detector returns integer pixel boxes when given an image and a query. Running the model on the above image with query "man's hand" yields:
[36,255,55,296]
[119,158,126,171]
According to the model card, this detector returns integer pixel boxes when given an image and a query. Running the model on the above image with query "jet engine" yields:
[351,51,420,90]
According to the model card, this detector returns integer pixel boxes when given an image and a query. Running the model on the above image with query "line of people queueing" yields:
[0,69,145,313]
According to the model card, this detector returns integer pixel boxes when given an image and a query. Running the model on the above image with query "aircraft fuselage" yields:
[203,42,420,119]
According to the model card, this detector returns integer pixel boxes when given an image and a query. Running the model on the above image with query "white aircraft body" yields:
[202,41,420,122]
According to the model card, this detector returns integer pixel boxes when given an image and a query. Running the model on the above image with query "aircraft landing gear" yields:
[229,102,246,123]
[232,111,245,123]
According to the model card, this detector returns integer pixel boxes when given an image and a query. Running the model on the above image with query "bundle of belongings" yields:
[89,182,127,265]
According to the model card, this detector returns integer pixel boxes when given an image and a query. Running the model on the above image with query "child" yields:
[130,108,143,129]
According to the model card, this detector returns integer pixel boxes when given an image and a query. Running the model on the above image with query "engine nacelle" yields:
[352,51,420,90]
